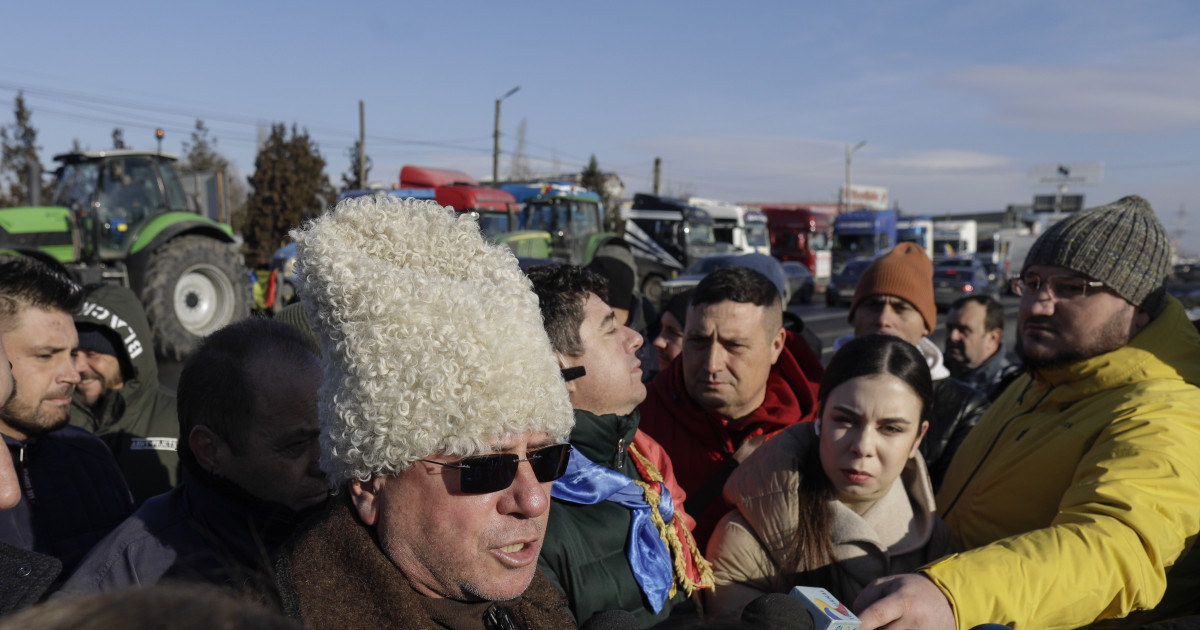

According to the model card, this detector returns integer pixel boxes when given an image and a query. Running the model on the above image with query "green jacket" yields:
[538,409,689,627]
[70,284,180,506]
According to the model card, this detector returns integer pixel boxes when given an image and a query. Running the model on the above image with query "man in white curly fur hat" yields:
[273,195,577,630]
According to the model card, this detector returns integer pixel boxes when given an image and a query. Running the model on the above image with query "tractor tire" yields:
[143,235,250,361]
[642,274,665,309]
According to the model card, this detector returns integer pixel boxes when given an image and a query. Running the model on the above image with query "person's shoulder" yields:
[42,425,118,459]
[725,423,812,505]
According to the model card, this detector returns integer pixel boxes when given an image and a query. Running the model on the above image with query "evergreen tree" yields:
[180,119,230,173]
[339,138,372,192]
[0,92,51,207]
[244,123,335,267]
[580,155,619,232]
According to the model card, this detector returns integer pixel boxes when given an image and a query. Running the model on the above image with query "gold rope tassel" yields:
[628,445,715,598]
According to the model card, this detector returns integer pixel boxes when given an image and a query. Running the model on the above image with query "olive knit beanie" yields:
[1023,195,1170,312]
[849,242,936,333]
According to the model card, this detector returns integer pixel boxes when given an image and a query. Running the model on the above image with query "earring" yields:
[812,419,821,436]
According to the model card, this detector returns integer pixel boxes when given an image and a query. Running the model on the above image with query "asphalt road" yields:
[788,292,1023,366]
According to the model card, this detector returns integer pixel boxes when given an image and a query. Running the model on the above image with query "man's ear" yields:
[350,476,388,526]
[188,425,224,474]
[769,326,786,365]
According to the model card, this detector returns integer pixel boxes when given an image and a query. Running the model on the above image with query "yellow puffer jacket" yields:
[927,296,1200,630]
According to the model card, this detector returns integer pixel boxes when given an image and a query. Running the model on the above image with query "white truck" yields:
[933,219,978,261]
[686,197,770,255]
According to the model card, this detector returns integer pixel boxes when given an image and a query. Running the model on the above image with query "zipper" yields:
[615,438,626,469]
[16,444,37,506]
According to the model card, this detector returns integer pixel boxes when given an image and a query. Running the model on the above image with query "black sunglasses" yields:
[419,443,573,494]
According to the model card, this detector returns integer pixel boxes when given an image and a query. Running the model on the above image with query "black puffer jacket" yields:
[924,376,988,491]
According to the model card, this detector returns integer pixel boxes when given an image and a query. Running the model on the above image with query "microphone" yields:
[579,609,641,630]
[788,586,861,630]
[741,592,816,629]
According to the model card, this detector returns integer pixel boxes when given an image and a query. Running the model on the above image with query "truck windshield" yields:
[745,221,768,248]
[685,222,715,246]
[810,230,831,250]
[834,233,878,255]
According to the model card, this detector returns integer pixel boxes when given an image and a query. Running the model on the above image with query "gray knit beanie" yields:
[1023,195,1170,311]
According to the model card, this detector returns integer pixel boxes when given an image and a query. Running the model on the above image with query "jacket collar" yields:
[569,408,640,469]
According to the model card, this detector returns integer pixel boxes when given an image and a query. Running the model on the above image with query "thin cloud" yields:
[946,61,1200,134]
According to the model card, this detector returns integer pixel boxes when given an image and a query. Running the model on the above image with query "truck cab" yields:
[833,208,898,268]
[623,193,717,305]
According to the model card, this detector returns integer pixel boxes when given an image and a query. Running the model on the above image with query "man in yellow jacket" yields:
[855,195,1200,630]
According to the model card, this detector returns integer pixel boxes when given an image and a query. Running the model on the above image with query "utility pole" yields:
[843,140,866,215]
[493,86,520,185]
[653,158,662,195]
[358,100,366,189]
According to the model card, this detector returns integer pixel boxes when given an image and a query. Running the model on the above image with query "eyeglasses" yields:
[419,443,573,494]
[1010,273,1107,300]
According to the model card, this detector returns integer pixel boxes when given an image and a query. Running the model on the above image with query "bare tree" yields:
[508,118,532,181]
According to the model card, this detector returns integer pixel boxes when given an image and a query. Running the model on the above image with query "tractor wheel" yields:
[143,235,250,361]
[642,275,665,308]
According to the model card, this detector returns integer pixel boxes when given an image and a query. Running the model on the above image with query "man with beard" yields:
[70,284,179,506]
[0,258,133,581]
[855,196,1200,630]
[56,318,328,597]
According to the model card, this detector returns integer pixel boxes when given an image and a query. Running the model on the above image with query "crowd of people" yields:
[0,192,1197,630]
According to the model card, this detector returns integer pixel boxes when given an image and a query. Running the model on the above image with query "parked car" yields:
[825,257,874,307]
[780,261,815,305]
[659,253,791,306]
[933,260,1000,310]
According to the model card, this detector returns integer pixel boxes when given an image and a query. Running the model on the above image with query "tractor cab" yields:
[52,150,191,259]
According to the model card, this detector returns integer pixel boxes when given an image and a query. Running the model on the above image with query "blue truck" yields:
[832,208,898,268]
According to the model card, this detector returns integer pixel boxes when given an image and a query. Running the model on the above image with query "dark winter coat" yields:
[0,542,60,615]
[54,466,313,597]
[70,284,180,506]
[538,409,690,627]
[946,344,1023,401]
[0,427,133,580]
[275,497,575,630]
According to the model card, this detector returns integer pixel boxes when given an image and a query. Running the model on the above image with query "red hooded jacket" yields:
[638,330,823,548]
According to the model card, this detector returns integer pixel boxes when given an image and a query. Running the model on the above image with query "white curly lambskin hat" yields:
[291,195,574,484]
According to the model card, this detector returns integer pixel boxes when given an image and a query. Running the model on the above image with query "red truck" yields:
[745,204,835,289]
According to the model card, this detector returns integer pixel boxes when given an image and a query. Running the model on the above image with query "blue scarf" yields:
[550,448,676,613]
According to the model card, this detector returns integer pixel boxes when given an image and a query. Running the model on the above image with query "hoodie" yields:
[70,284,179,505]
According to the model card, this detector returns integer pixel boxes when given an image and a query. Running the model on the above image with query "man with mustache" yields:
[526,264,711,626]
[856,196,1200,629]
[943,295,1021,399]
[0,258,132,581]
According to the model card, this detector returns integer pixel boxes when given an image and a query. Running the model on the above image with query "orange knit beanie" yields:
[848,243,936,332]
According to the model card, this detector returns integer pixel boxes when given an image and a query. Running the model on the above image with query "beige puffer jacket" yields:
[705,421,950,617]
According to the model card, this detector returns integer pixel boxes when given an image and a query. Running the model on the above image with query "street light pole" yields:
[493,86,520,185]
[843,140,866,215]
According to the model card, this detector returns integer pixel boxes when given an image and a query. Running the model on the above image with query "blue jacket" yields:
[0,426,132,580]
[56,466,320,597]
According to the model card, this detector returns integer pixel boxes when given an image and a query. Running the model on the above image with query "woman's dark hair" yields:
[789,334,934,576]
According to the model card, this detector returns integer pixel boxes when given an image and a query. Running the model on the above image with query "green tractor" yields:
[0,149,250,360]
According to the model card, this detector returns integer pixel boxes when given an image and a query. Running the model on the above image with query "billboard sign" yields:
[840,184,889,210]
[1028,162,1104,187]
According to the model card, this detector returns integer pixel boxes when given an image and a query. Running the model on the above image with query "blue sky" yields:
[2,1,1198,253]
